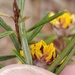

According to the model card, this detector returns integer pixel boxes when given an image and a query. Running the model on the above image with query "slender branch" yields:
[13,0,21,48]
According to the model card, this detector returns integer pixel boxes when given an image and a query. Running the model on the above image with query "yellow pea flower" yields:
[49,12,60,27]
[49,11,75,29]
[20,50,24,57]
[20,40,56,63]
[30,40,47,60]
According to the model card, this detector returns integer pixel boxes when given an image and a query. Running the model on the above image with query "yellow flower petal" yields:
[18,61,22,64]
[43,43,56,62]
[35,49,42,60]
[49,11,75,29]
[20,50,24,57]
[43,46,49,55]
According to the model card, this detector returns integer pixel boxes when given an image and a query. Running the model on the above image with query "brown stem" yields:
[13,0,21,48]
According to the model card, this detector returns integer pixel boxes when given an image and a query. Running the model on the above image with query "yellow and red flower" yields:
[49,11,75,29]
[20,40,57,68]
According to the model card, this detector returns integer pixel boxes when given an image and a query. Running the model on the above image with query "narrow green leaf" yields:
[0,64,3,68]
[27,11,67,32]
[0,55,16,61]
[0,17,12,31]
[19,22,33,64]
[0,31,13,39]
[0,17,20,52]
[12,50,26,64]
[36,33,55,37]
[45,35,57,44]
[28,25,43,43]
[70,27,75,32]
[28,12,50,43]
[68,34,75,37]
[18,0,33,64]
[18,0,25,15]
[27,33,54,37]
[63,37,70,43]
[47,36,75,72]
[55,46,75,74]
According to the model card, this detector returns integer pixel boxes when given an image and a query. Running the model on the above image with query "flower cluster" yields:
[49,11,75,29]
[30,40,56,62]
[20,40,57,68]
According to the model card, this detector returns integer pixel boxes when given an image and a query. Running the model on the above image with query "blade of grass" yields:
[45,35,57,44]
[27,11,67,32]
[18,0,33,64]
[28,12,50,43]
[0,17,20,52]
[55,46,75,74]
[12,50,26,64]
[47,36,75,72]
[0,55,16,61]
[0,31,13,39]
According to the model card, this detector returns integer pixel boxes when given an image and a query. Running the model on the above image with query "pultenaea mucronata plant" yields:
[0,0,75,75]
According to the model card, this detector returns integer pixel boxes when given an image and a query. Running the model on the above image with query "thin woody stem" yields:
[13,0,21,48]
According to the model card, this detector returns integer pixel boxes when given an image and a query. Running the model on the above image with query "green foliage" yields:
[0,0,74,74]
[47,36,75,72]
[55,46,75,74]
[0,17,20,52]
[12,50,26,64]
[36,33,55,37]
[18,0,33,65]
[0,31,13,39]
[63,37,70,43]
[70,27,75,32]
[0,55,16,61]
[0,64,3,68]
[27,11,66,32]
[28,12,50,43]
[45,35,57,44]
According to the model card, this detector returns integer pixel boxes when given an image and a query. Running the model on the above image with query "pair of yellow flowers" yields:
[20,11,75,63]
